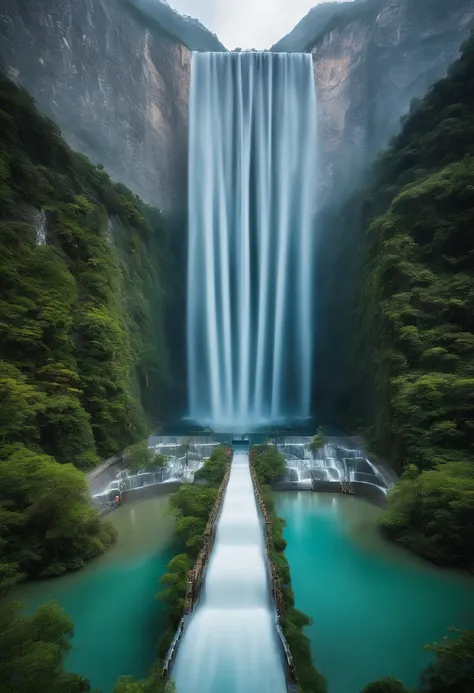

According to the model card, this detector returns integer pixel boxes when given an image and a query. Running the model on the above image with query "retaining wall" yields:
[272,479,387,507]
[121,481,181,503]
[249,462,298,692]
[162,449,232,678]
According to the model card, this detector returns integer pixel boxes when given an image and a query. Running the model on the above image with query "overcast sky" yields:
[167,0,349,50]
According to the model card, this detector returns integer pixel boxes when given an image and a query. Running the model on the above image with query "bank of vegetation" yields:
[0,447,230,693]
[113,445,231,693]
[156,445,230,656]
[250,444,327,693]
[0,71,182,585]
[346,33,474,570]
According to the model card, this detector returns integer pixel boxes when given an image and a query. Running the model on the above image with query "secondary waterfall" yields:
[172,447,287,693]
[187,52,317,430]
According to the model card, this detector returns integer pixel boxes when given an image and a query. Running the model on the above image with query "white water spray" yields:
[187,52,317,430]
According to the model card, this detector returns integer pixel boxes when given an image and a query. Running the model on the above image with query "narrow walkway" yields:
[172,446,287,693]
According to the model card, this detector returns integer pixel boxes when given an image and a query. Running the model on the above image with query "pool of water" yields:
[275,492,474,693]
[13,496,175,693]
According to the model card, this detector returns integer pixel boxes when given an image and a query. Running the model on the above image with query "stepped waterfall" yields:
[187,52,317,430]
[172,446,287,693]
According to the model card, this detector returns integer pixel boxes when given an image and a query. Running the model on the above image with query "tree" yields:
[421,629,474,693]
[157,553,192,619]
[0,600,92,693]
[307,428,326,457]
[0,445,115,578]
[251,444,286,485]
[126,440,153,472]
[360,679,409,693]
[183,437,191,468]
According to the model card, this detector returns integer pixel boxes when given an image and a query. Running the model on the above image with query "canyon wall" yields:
[310,0,474,198]
[0,0,193,210]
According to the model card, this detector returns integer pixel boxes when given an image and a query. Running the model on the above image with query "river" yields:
[276,492,474,693]
[14,496,175,693]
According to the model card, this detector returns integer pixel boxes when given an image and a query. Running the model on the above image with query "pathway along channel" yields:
[172,443,288,693]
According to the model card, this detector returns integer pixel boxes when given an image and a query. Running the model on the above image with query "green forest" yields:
[0,72,178,584]
[357,33,474,568]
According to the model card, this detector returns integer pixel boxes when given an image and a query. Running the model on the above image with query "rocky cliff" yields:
[0,0,199,210]
[309,0,474,427]
[2,1,473,209]
[308,0,474,198]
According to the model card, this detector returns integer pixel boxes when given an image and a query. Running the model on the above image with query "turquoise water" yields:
[14,496,175,693]
[276,492,474,693]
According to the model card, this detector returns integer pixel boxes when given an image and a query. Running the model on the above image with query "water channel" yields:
[15,496,175,693]
[173,446,287,693]
[276,492,474,693]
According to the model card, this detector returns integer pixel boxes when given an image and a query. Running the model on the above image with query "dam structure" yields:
[172,444,287,693]
[187,51,317,431]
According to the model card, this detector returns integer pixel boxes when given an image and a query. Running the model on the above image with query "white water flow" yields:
[187,52,317,430]
[173,449,287,693]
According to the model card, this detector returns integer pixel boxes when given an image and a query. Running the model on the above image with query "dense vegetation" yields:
[0,72,179,581]
[353,33,474,568]
[251,444,327,693]
[361,628,474,693]
[157,445,229,656]
[109,446,230,693]
[0,599,93,693]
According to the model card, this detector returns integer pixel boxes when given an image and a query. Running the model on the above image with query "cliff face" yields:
[0,0,194,210]
[310,0,474,198]
[2,1,472,209]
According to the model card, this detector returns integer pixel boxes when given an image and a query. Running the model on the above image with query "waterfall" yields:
[35,210,47,245]
[187,52,317,430]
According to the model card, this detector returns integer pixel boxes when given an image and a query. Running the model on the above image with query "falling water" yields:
[172,447,287,693]
[35,210,47,245]
[187,52,317,430]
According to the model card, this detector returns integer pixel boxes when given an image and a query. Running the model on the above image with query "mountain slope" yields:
[123,0,225,51]
[356,33,474,568]
[271,0,367,53]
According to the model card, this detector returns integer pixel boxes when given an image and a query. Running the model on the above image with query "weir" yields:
[172,445,288,693]
[187,51,317,430]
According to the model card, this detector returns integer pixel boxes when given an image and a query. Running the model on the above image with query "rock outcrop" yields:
[309,0,474,198]
[0,0,197,210]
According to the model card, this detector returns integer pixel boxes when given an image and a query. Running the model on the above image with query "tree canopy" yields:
[356,32,474,568]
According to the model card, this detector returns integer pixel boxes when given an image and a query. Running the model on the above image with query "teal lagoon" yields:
[276,492,474,693]
[14,496,175,693]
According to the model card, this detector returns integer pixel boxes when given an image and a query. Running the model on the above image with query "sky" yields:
[166,0,349,50]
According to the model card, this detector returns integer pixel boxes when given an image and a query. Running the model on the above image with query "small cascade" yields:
[35,210,47,245]
[278,437,392,492]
